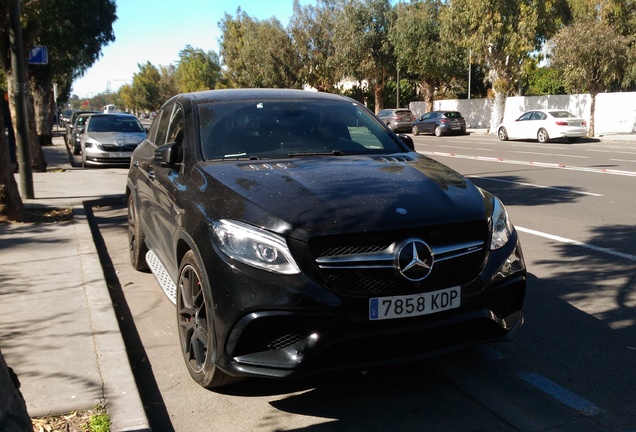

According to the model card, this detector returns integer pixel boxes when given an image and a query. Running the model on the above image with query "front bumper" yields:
[207,231,526,380]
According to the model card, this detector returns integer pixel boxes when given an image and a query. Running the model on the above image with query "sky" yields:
[71,0,300,99]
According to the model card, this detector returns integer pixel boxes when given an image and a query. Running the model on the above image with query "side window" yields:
[153,102,174,147]
[519,112,533,121]
[421,113,431,120]
[166,105,185,163]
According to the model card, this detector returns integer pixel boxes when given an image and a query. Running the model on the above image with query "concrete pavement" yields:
[0,132,149,431]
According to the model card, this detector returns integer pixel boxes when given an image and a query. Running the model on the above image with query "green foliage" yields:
[175,45,222,93]
[219,9,301,88]
[289,0,341,92]
[390,0,466,108]
[550,19,630,94]
[525,66,567,95]
[383,78,417,109]
[131,62,162,111]
[89,413,110,432]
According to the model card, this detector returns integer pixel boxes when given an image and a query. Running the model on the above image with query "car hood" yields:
[193,154,488,240]
[86,131,146,144]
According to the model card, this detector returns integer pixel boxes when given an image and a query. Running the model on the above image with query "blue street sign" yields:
[28,46,48,65]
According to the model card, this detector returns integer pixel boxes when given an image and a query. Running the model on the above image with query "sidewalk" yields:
[0,134,149,431]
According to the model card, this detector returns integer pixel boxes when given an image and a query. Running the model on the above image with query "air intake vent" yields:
[371,156,415,163]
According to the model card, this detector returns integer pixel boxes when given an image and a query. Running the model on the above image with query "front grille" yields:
[99,143,139,152]
[309,221,488,296]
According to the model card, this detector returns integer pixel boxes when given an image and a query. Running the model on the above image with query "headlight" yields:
[490,197,513,250]
[212,219,301,274]
[84,138,98,148]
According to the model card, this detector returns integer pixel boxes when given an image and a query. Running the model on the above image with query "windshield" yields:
[87,116,145,133]
[198,99,406,160]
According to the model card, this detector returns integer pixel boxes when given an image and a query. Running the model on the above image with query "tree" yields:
[219,9,301,89]
[130,62,162,112]
[288,0,341,92]
[390,0,466,112]
[28,1,116,147]
[0,0,116,171]
[333,0,395,113]
[158,64,178,106]
[550,19,631,136]
[441,0,568,132]
[175,45,222,93]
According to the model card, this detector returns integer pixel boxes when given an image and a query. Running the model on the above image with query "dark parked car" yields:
[69,112,96,155]
[412,111,467,136]
[64,110,99,145]
[80,113,147,167]
[127,89,526,389]
[376,108,416,132]
[60,108,79,126]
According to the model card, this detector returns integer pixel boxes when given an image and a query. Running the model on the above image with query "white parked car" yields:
[497,110,588,143]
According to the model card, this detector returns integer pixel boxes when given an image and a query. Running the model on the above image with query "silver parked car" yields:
[80,113,147,167]
[376,108,416,133]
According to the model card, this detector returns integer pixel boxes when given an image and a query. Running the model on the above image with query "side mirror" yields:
[398,134,415,151]
[154,141,181,166]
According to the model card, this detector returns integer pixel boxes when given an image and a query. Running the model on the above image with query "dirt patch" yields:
[25,207,73,223]
[31,402,109,432]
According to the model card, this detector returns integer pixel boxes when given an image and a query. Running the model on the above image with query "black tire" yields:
[537,128,550,143]
[127,194,149,271]
[434,125,443,137]
[73,143,81,155]
[412,125,419,136]
[497,127,509,141]
[177,250,239,389]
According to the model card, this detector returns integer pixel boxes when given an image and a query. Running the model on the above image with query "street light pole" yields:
[468,49,472,100]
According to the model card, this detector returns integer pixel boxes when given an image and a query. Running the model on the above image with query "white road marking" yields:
[510,151,589,159]
[516,226,636,261]
[468,175,603,197]
[419,150,636,177]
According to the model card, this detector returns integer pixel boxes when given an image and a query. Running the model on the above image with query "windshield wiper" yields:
[287,150,343,157]
[220,153,260,160]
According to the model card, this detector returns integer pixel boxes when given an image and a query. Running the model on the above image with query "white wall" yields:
[410,92,636,136]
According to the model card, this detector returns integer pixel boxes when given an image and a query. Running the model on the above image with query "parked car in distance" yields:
[376,108,416,132]
[126,88,527,390]
[60,109,79,126]
[65,110,99,145]
[412,111,467,136]
[80,113,147,167]
[497,110,588,143]
[69,112,96,155]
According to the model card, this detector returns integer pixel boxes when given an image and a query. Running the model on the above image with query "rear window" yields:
[395,110,413,116]
[549,111,576,118]
[444,112,463,118]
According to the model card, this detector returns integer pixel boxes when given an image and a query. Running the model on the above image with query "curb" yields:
[74,204,151,432]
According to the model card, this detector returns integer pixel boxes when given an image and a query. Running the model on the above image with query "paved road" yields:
[84,132,635,431]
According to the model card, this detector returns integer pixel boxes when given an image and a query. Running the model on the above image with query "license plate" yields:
[111,152,132,158]
[369,286,460,320]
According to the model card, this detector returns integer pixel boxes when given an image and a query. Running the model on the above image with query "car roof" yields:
[173,88,357,105]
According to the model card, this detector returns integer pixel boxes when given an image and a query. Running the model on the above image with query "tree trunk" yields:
[589,91,596,137]
[488,68,506,134]
[30,66,55,147]
[6,73,47,172]
[373,83,385,114]
[0,97,25,222]
[419,81,436,113]
[0,350,32,432]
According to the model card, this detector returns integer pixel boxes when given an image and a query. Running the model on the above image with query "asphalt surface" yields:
[0,126,633,432]
[0,130,149,431]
